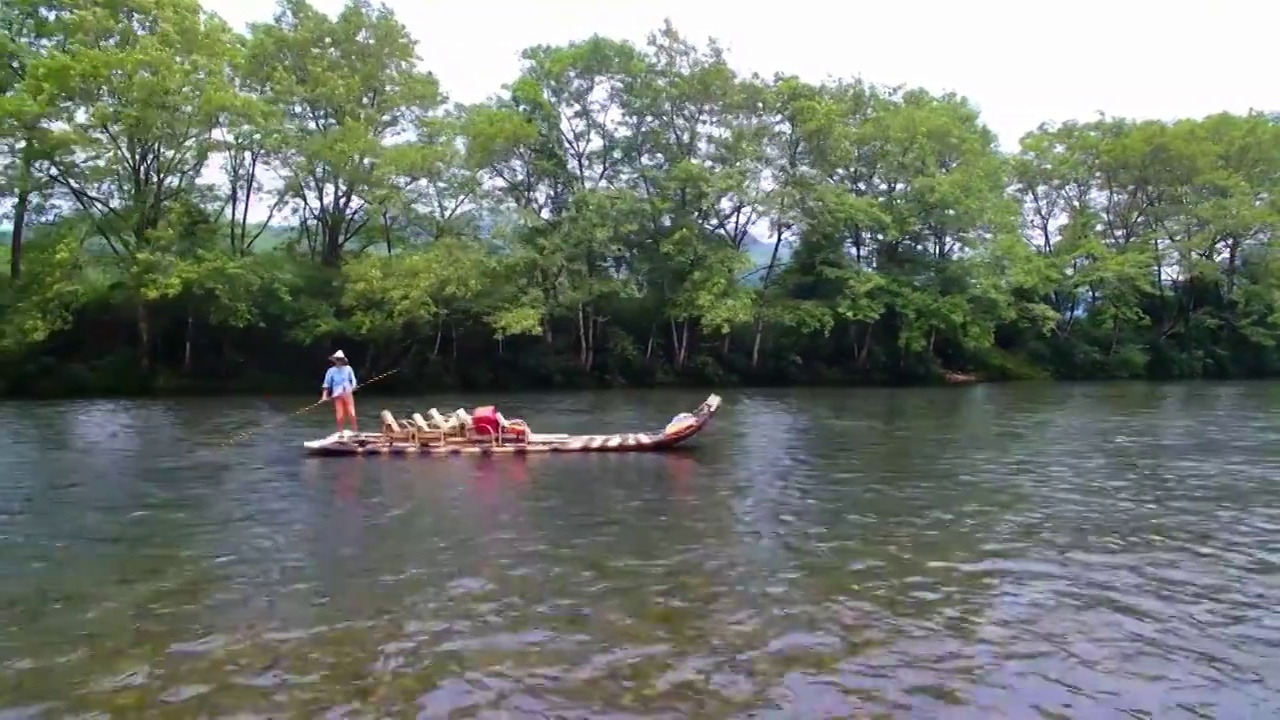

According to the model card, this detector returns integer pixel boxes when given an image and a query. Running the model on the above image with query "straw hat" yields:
[329,349,347,361]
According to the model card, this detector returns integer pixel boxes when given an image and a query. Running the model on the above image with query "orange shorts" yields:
[332,393,355,420]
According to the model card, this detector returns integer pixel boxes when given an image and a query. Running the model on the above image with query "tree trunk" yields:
[680,321,690,370]
[577,304,587,366]
[9,187,28,282]
[1218,238,1239,294]
[137,303,152,373]
[670,318,680,369]
[577,303,595,369]
[750,317,766,368]
[383,209,394,255]
[645,323,655,361]
[8,143,35,282]
[183,312,194,374]
[750,221,786,368]
[321,216,343,267]
[856,324,874,369]
[670,318,690,371]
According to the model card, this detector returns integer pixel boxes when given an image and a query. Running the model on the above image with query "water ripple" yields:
[0,385,1278,716]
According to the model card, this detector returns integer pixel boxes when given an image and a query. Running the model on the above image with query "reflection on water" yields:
[1,385,1279,717]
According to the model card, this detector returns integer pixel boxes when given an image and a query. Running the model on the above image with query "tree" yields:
[0,0,64,282]
[2,12,1279,397]
[246,0,442,266]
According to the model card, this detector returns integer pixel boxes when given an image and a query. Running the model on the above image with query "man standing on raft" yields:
[322,350,359,435]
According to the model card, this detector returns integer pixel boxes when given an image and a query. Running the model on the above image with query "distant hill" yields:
[742,236,793,286]
[243,224,296,249]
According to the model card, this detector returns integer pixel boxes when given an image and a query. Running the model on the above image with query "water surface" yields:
[1,384,1278,717]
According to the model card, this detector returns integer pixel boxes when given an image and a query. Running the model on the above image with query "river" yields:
[0,383,1277,718]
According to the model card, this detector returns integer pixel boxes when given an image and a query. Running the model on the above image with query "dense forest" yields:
[1,0,1278,397]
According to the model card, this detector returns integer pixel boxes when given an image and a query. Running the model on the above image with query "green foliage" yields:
[2,1,1279,395]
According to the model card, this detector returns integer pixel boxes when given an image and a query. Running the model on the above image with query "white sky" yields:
[207,0,1277,149]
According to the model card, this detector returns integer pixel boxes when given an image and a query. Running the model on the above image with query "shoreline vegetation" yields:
[2,0,1278,400]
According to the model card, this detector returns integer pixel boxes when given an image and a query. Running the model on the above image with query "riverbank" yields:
[0,341,961,399]
[0,367,988,400]
[12,349,1280,401]
[0,347,1018,399]
[10,361,1274,401]
[9,330,1276,401]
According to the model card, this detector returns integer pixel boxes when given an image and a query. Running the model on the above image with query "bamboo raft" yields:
[302,394,722,456]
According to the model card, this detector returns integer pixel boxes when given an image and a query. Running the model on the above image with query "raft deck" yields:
[302,394,721,457]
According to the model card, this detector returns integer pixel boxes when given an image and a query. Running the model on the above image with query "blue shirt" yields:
[323,365,357,396]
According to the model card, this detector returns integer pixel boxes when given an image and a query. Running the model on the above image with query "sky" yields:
[207,0,1278,149]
